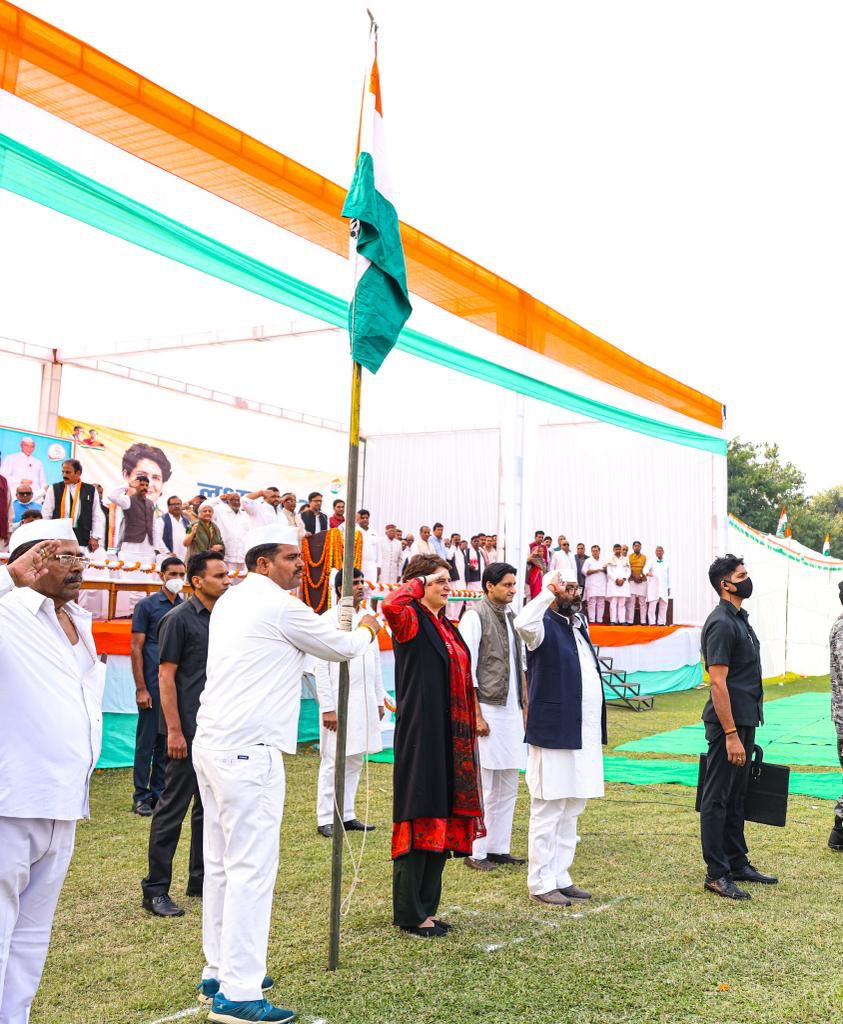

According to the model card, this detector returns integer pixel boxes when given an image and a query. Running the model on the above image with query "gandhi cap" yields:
[243,524,300,557]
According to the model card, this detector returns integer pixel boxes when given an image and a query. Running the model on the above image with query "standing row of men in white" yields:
[0,517,605,1023]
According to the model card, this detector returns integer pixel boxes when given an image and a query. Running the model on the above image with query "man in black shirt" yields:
[699,554,777,899]
[141,551,231,917]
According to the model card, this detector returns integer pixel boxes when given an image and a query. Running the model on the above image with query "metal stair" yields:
[596,649,654,711]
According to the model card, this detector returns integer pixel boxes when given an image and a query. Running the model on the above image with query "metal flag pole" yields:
[328,10,377,973]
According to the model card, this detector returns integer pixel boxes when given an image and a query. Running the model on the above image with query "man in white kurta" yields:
[0,439,47,499]
[550,540,577,580]
[353,510,380,588]
[582,545,607,624]
[0,519,104,1024]
[210,493,252,574]
[647,546,672,625]
[514,568,605,908]
[192,524,381,1022]
[460,562,527,871]
[315,569,386,836]
[606,545,631,625]
[378,524,403,586]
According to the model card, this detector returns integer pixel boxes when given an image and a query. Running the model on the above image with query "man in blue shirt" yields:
[130,557,186,815]
[11,483,42,526]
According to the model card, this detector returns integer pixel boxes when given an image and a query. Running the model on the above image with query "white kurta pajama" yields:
[582,557,607,624]
[606,557,631,625]
[0,567,104,1024]
[647,559,672,625]
[514,587,604,897]
[378,536,403,586]
[315,606,386,826]
[193,572,372,1003]
[460,607,527,860]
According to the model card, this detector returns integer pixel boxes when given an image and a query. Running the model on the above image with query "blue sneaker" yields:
[209,994,295,1023]
[197,976,274,1006]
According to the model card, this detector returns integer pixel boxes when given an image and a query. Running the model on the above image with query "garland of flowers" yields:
[301,528,364,613]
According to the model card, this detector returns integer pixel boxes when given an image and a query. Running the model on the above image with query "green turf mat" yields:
[606,662,702,698]
[616,691,839,766]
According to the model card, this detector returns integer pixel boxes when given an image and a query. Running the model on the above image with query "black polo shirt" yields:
[701,599,763,727]
[156,597,211,737]
[131,589,183,689]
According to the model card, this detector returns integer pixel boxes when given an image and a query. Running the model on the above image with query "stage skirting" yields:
[590,624,703,697]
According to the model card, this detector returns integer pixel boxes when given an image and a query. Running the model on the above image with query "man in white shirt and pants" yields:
[460,561,527,871]
[315,568,386,837]
[0,519,104,1023]
[210,493,252,574]
[378,524,403,586]
[606,544,631,625]
[192,525,382,1024]
[514,567,605,908]
[582,545,607,624]
[647,546,672,625]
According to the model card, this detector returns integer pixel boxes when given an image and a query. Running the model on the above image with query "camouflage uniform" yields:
[830,612,843,822]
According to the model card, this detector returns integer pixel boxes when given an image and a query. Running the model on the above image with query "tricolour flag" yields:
[342,35,412,375]
[823,533,831,557]
[776,506,788,538]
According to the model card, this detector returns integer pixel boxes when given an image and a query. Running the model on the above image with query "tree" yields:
[790,486,843,559]
[727,439,805,535]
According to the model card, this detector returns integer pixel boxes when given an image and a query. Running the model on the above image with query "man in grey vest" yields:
[460,562,528,871]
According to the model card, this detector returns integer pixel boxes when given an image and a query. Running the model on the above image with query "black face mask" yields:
[729,577,753,600]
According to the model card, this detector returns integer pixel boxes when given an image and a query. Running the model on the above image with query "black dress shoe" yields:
[132,800,153,817]
[828,820,843,850]
[317,824,333,838]
[730,863,778,885]
[704,876,751,900]
[487,853,526,866]
[142,894,185,917]
[343,818,375,832]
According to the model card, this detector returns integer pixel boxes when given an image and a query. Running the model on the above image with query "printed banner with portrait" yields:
[0,424,73,496]
[57,417,343,546]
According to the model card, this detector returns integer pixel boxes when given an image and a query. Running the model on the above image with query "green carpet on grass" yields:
[367,749,841,800]
[616,691,839,766]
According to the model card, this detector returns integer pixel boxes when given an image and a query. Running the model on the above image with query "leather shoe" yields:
[132,800,153,817]
[730,863,778,885]
[487,853,526,866]
[317,824,333,838]
[530,889,572,908]
[559,884,592,901]
[704,876,751,900]
[828,820,843,850]
[400,923,448,938]
[464,857,496,872]
[142,894,185,917]
[343,818,375,832]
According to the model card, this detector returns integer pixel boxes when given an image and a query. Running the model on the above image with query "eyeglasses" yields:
[52,554,91,568]
[17,492,32,497]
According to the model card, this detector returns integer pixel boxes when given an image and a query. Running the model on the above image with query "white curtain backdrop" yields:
[728,518,843,677]
[361,428,500,541]
[533,421,723,625]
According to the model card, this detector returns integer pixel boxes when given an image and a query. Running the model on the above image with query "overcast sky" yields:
[16,0,843,492]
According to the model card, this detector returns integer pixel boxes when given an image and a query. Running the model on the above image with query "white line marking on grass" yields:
[568,896,629,919]
[479,896,630,951]
[147,1008,202,1024]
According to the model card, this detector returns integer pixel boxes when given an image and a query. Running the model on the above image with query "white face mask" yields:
[164,578,185,595]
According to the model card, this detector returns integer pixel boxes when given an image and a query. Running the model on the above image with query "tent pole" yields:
[327,358,363,971]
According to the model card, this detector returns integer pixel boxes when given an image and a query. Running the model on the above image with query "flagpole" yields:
[328,11,377,973]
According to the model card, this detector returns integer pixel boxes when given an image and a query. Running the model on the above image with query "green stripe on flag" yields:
[342,151,412,374]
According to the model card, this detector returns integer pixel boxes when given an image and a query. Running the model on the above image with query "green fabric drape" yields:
[0,133,726,455]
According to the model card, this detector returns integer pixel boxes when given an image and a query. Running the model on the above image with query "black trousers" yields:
[392,850,447,927]
[699,722,755,879]
[133,688,166,804]
[142,740,204,899]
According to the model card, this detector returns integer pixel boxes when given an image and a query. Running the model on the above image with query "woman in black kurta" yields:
[381,555,484,937]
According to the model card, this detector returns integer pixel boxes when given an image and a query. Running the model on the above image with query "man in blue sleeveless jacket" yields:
[514,566,606,908]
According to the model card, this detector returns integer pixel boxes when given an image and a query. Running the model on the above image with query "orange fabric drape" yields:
[0,2,722,428]
[589,624,685,647]
[92,619,132,655]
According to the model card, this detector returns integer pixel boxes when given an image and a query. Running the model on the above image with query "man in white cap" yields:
[0,519,104,1022]
[514,565,606,909]
[0,437,47,500]
[192,524,381,1024]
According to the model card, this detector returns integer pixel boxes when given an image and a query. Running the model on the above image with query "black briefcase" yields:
[695,744,790,827]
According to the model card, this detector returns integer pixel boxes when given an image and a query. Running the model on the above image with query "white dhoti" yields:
[193,744,285,1003]
[0,817,76,1024]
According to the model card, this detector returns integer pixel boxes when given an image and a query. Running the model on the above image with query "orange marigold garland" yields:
[301,529,362,613]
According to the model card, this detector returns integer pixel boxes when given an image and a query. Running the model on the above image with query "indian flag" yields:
[342,34,412,374]
[776,506,788,537]
[823,533,831,557]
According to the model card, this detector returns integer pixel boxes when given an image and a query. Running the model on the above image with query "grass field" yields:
[34,676,842,1024]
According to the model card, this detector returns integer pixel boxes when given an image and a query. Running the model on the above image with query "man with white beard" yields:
[514,567,606,908]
